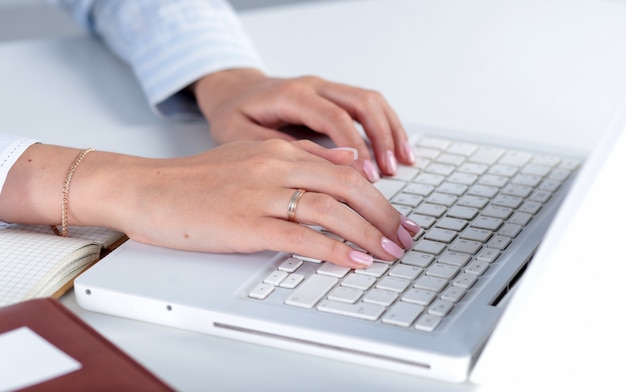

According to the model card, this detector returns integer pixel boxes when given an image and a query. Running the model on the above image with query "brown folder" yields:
[0,298,174,391]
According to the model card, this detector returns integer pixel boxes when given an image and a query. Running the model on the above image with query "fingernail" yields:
[381,237,404,259]
[403,140,416,164]
[362,159,380,182]
[385,150,397,175]
[332,147,358,161]
[349,250,373,267]
[397,225,414,250]
[401,216,421,234]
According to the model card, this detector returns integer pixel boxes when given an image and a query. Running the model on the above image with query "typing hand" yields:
[105,140,419,268]
[191,68,416,182]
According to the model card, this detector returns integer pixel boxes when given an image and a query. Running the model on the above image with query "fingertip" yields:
[347,250,373,268]
[402,140,416,165]
[331,147,359,161]
[362,159,380,182]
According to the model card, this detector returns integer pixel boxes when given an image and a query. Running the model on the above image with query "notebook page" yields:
[6,224,125,249]
[0,230,100,306]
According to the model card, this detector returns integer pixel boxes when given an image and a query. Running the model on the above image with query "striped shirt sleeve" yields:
[51,0,265,118]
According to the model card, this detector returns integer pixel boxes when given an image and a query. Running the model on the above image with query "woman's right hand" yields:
[1,140,419,268]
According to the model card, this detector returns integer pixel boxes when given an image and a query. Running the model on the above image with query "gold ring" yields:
[287,189,306,222]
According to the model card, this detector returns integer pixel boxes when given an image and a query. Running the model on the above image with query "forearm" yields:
[0,144,141,231]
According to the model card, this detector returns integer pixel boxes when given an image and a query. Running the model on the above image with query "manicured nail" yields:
[349,250,373,267]
[381,237,404,259]
[397,225,414,250]
[362,159,380,182]
[401,216,421,234]
[402,140,416,164]
[385,150,397,175]
[332,147,359,161]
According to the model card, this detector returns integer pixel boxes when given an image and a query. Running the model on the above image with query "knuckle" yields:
[334,165,366,190]
[306,193,337,217]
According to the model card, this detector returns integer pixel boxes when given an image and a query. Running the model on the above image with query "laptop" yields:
[74,100,626,384]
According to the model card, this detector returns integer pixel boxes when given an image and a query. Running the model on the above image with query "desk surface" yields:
[4,0,626,390]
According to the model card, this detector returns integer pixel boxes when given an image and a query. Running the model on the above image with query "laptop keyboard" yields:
[248,135,579,332]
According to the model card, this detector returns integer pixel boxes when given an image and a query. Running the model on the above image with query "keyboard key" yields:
[392,192,424,207]
[428,299,455,317]
[438,251,471,267]
[437,182,468,196]
[402,288,436,306]
[460,227,492,243]
[328,286,363,303]
[317,262,351,278]
[355,262,389,278]
[498,151,532,167]
[376,276,412,293]
[413,239,446,255]
[363,289,398,306]
[280,273,305,289]
[447,142,477,156]
[476,248,501,263]
[468,184,499,198]
[465,260,490,275]
[453,273,478,289]
[342,273,376,290]
[424,228,457,243]
[471,216,503,231]
[469,146,504,165]
[414,203,447,218]
[449,239,482,255]
[317,300,385,321]
[249,283,275,300]
[436,217,468,231]
[407,213,436,230]
[285,274,338,308]
[264,270,288,286]
[499,223,522,238]
[374,178,405,200]
[486,235,511,250]
[401,251,435,268]
[403,183,435,196]
[389,264,423,280]
[426,192,458,207]
[426,263,459,280]
[382,302,424,327]
[279,257,303,273]
[414,314,442,332]
[447,206,479,220]
[414,276,448,292]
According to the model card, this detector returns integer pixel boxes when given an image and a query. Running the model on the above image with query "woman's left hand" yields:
[192,68,416,182]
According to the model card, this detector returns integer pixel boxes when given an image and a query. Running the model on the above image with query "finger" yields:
[260,189,405,266]
[316,82,417,175]
[279,163,407,248]
[258,220,375,268]
[211,116,296,144]
[258,88,379,181]
[291,139,358,166]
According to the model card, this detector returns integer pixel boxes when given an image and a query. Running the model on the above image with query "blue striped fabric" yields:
[51,0,265,118]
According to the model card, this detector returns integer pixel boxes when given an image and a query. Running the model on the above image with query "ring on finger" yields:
[287,189,306,222]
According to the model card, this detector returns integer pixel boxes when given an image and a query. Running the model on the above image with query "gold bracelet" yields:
[51,148,95,237]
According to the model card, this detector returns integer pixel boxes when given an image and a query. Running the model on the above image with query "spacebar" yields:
[285,274,338,308]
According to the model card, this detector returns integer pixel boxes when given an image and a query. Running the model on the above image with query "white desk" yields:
[3,0,626,390]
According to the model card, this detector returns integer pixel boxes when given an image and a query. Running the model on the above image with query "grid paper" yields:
[0,230,99,306]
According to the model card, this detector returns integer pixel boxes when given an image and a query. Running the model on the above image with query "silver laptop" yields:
[74,103,625,383]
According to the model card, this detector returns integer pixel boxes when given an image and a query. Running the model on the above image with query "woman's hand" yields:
[1,140,419,269]
[192,68,416,182]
